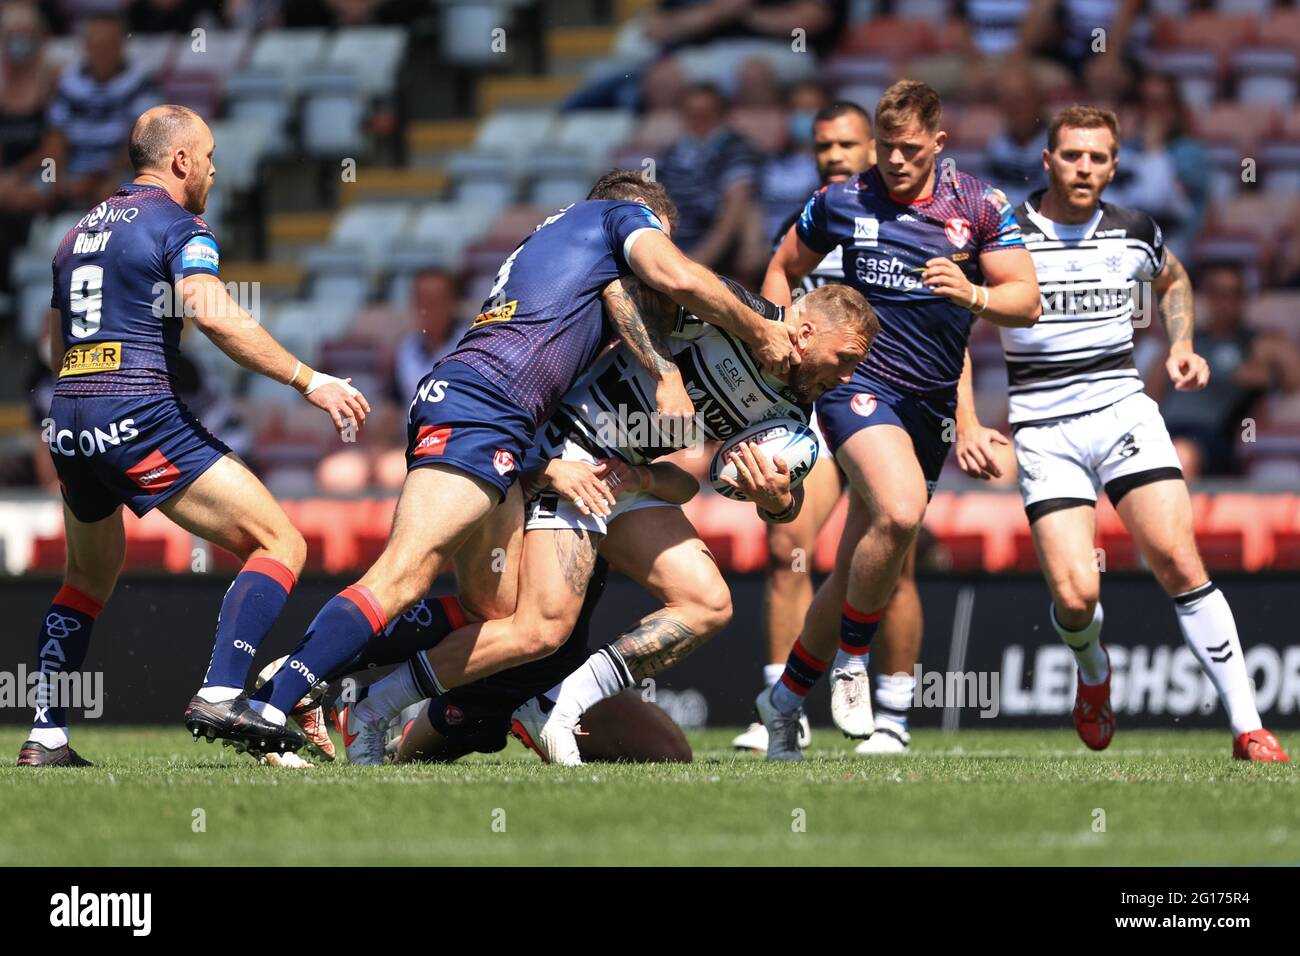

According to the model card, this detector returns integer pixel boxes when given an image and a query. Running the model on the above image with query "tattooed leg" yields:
[610,610,707,681]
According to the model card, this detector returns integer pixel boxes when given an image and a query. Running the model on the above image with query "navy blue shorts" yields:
[406,360,535,500]
[815,368,957,495]
[48,392,230,523]
[428,561,608,755]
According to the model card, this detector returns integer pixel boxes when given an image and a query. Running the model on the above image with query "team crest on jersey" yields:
[944,217,971,249]
[853,216,879,246]
[493,450,515,476]
[851,393,877,417]
[1105,254,1123,273]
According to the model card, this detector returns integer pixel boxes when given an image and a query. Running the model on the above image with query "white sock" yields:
[1052,601,1109,685]
[29,726,68,748]
[357,666,424,724]
[762,663,784,687]
[832,649,869,673]
[196,685,241,704]
[249,701,287,726]
[1174,583,1261,736]
[551,647,633,723]
[874,672,914,736]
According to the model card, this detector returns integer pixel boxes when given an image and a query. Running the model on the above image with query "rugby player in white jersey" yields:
[336,278,875,764]
[994,105,1286,761]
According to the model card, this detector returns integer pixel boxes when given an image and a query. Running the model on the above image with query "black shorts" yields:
[427,559,609,755]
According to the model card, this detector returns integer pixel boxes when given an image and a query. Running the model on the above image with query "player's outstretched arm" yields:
[925,247,1041,328]
[602,458,699,506]
[602,277,693,419]
[626,229,798,377]
[954,349,1008,480]
[180,274,371,434]
[761,225,824,306]
[1152,250,1209,391]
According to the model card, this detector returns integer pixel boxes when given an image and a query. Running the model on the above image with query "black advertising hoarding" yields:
[1,574,1297,729]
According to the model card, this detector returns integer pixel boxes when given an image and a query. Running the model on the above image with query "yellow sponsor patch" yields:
[472,300,518,328]
[59,341,122,377]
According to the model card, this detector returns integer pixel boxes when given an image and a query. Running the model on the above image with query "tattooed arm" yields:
[610,610,710,681]
[603,276,695,419]
[1153,250,1210,392]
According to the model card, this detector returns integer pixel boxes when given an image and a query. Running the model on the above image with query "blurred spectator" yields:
[0,2,58,307]
[984,66,1047,207]
[127,0,221,33]
[393,268,469,405]
[1106,71,1209,262]
[281,0,428,27]
[754,80,826,243]
[1017,0,1142,78]
[658,83,759,272]
[44,14,158,207]
[643,0,846,56]
[732,55,781,110]
[1143,263,1300,478]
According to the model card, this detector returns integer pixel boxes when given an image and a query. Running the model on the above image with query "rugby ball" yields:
[709,418,819,501]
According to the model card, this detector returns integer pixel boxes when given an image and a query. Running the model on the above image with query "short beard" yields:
[182,174,206,214]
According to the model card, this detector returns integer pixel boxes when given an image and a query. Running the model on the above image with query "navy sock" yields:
[202,556,296,691]
[840,601,880,655]
[34,585,101,731]
[336,594,465,677]
[252,585,387,714]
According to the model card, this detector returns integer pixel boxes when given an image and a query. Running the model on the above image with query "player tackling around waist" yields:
[991,105,1286,761]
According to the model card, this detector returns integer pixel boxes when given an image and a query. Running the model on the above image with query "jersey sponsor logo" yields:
[59,341,121,377]
[126,448,182,492]
[472,299,518,327]
[853,216,879,246]
[45,416,140,457]
[493,449,515,476]
[77,202,138,228]
[715,357,745,389]
[896,213,917,221]
[851,393,877,417]
[72,232,112,255]
[412,425,453,457]
[414,378,449,404]
[181,235,220,273]
[854,254,924,291]
[1093,228,1127,238]
[945,217,971,249]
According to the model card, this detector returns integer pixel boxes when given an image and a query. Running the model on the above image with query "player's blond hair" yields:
[1048,105,1120,156]
[800,284,877,345]
[875,80,943,135]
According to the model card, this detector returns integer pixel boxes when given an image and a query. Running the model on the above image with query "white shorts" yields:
[524,437,679,536]
[1013,392,1184,521]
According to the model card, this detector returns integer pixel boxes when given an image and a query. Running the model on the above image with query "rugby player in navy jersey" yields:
[328,278,872,764]
[757,80,1041,759]
[18,106,370,766]
[241,170,800,752]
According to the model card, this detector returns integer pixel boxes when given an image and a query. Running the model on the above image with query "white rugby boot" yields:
[511,696,583,766]
[830,667,875,739]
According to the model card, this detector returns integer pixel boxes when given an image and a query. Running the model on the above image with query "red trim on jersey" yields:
[53,584,103,619]
[340,585,388,635]
[243,555,297,593]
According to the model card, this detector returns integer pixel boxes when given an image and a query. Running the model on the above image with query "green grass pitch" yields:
[2,726,1296,866]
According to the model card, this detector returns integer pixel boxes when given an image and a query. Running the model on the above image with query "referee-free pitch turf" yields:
[1,727,1296,866]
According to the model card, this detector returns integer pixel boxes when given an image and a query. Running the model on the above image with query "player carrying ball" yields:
[993,106,1286,761]
[18,106,370,766]
[757,80,1041,759]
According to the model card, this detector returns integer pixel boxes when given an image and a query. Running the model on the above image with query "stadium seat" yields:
[205,121,269,193]
[1194,103,1278,151]
[550,110,637,167]
[439,1,509,66]
[168,29,250,76]
[406,201,490,264]
[301,71,366,159]
[1157,12,1260,63]
[819,54,893,94]
[839,17,936,59]
[224,72,293,158]
[1143,48,1220,109]
[303,248,372,311]
[474,109,557,162]
[248,28,329,95]
[449,152,518,212]
[326,26,408,99]
[1233,48,1298,108]
[329,202,415,269]
[1203,493,1297,571]
[1257,140,1300,195]
[944,493,1028,572]
[682,495,767,573]
[160,71,222,118]
[125,33,177,77]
